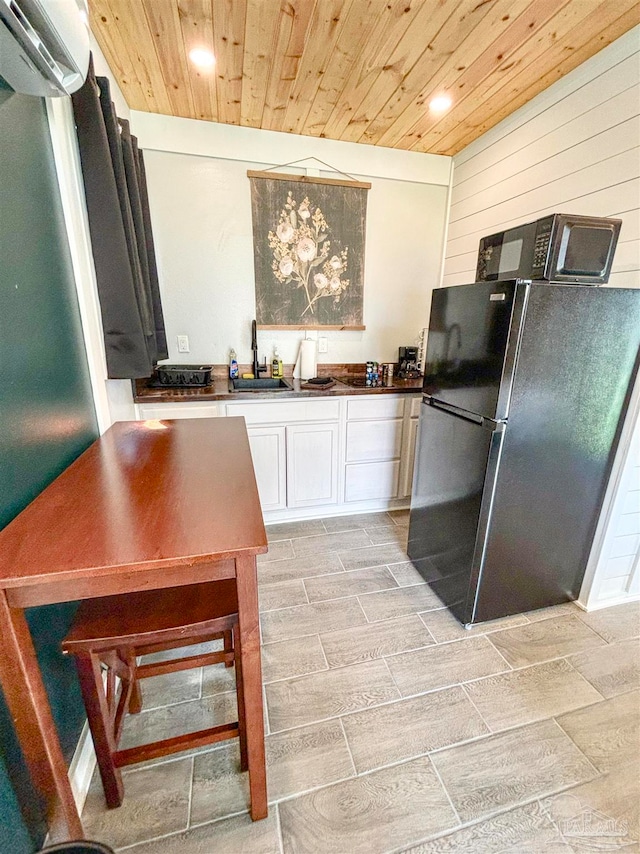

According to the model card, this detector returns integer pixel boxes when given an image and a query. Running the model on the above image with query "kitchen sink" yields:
[230,378,293,391]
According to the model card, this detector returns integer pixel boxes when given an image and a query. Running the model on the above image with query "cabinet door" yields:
[286,423,339,507]
[399,418,419,498]
[247,426,287,511]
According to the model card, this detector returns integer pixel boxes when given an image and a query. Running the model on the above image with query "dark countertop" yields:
[134,375,423,404]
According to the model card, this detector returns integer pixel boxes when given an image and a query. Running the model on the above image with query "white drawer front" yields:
[138,403,222,420]
[346,419,403,462]
[226,399,340,425]
[345,460,400,502]
[347,397,404,421]
[409,396,422,418]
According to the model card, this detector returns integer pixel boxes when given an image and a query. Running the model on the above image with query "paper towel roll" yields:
[299,338,317,381]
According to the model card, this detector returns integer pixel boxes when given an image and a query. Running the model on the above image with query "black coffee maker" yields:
[398,346,421,379]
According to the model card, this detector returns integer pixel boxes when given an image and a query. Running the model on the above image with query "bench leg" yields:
[75,652,124,809]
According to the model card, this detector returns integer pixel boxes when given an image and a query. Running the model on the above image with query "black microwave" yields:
[476,214,621,285]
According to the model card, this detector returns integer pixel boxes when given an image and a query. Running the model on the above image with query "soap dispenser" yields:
[229,349,239,379]
[272,347,283,379]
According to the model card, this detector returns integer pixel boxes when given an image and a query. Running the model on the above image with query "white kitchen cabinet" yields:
[347,397,405,420]
[343,396,409,503]
[346,419,403,462]
[246,426,287,511]
[135,392,421,520]
[409,396,421,418]
[399,416,419,498]
[227,398,340,512]
[227,399,339,424]
[345,460,400,502]
[286,423,339,508]
[137,402,222,420]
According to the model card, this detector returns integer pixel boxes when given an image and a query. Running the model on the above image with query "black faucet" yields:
[251,320,268,378]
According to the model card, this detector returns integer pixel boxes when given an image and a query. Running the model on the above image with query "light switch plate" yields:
[318,336,328,354]
[177,335,190,353]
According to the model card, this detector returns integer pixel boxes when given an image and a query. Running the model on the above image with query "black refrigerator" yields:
[407,279,640,625]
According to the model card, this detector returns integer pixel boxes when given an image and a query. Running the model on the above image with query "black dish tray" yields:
[305,376,334,385]
[149,364,213,388]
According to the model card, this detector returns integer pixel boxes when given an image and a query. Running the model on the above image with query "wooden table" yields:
[0,417,268,842]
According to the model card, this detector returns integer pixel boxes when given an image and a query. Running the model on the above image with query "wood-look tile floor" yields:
[80,511,640,853]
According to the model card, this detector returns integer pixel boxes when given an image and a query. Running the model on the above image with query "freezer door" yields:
[423,280,525,420]
[407,400,504,625]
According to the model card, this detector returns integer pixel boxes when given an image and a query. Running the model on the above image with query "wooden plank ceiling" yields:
[89,0,640,156]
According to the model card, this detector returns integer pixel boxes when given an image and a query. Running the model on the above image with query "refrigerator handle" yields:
[426,396,505,432]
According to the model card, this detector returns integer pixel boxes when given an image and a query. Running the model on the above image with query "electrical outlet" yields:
[318,336,328,354]
[177,335,190,353]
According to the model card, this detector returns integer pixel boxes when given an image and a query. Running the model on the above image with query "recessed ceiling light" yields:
[429,94,452,113]
[189,48,216,69]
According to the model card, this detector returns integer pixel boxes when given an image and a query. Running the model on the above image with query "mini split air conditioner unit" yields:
[0,0,89,97]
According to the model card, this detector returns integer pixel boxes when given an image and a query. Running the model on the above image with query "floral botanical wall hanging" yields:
[248,170,370,329]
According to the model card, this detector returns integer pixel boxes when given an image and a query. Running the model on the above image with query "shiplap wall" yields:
[443,27,639,289]
[442,26,640,609]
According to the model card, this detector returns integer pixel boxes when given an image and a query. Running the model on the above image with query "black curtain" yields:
[71,56,167,378]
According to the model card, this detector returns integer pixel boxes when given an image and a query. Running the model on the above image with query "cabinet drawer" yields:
[409,396,422,418]
[346,419,402,462]
[345,461,400,502]
[226,399,340,425]
[347,397,404,421]
[138,403,222,420]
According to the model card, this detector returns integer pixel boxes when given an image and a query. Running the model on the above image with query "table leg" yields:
[0,590,83,841]
[234,554,267,821]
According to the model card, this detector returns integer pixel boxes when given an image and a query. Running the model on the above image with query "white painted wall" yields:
[132,112,451,367]
[442,26,640,609]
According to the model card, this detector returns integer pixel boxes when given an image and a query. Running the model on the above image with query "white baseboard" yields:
[262,498,410,524]
[576,591,640,612]
[68,720,96,814]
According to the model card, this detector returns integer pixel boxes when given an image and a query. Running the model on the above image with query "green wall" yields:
[0,83,98,851]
